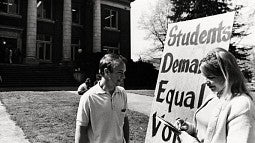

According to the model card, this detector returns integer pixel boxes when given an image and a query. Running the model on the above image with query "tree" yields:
[125,59,158,89]
[252,48,255,81]
[169,0,230,21]
[139,0,255,81]
[230,45,254,81]
[138,0,172,52]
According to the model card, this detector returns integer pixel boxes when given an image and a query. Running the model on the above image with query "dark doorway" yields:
[0,37,18,64]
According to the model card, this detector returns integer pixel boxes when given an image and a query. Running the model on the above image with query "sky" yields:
[130,0,255,61]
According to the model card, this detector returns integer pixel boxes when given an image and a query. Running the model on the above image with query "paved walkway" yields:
[0,102,30,143]
[127,93,153,116]
[0,91,153,143]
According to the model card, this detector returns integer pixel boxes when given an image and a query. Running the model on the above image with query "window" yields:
[102,47,119,54]
[36,34,52,61]
[72,5,80,24]
[37,0,52,19]
[103,9,118,29]
[0,0,19,14]
[102,42,119,54]
[71,38,80,61]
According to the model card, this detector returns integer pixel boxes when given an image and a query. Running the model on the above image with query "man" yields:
[75,53,129,143]
[77,78,92,95]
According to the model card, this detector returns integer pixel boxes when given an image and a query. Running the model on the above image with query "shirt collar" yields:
[95,82,107,94]
[95,82,121,94]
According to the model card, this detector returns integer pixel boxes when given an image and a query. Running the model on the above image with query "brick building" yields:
[0,0,134,65]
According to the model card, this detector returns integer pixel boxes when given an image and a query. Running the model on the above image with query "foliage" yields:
[125,59,158,89]
[169,0,230,21]
[138,0,171,51]
[227,5,253,81]
[229,45,254,81]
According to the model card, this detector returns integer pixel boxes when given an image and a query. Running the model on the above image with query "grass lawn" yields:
[0,91,149,143]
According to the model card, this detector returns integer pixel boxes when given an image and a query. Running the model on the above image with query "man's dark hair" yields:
[99,53,127,75]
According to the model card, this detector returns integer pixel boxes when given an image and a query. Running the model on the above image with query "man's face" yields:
[108,63,126,87]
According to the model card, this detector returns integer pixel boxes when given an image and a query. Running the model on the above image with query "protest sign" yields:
[145,12,235,143]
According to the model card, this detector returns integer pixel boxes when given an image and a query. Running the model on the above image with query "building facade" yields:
[0,0,133,65]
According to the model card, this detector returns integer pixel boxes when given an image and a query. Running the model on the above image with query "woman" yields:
[177,47,255,143]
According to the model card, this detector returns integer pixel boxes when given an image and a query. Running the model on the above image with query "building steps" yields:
[0,64,79,87]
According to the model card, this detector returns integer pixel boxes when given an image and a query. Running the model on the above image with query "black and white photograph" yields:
[0,0,254,143]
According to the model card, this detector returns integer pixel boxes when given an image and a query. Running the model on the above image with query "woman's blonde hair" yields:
[201,47,252,99]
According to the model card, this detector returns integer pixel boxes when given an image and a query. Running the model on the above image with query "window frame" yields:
[72,4,81,24]
[71,38,80,61]
[103,8,118,29]
[102,43,120,54]
[36,34,52,62]
[37,0,52,20]
[0,0,20,15]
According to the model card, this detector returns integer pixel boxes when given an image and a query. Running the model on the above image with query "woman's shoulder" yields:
[228,94,255,116]
[230,94,253,105]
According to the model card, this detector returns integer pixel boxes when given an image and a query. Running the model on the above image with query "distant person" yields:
[0,45,4,63]
[93,73,101,85]
[77,78,92,95]
[4,47,9,63]
[176,47,255,143]
[74,48,83,71]
[9,48,12,64]
[75,53,129,143]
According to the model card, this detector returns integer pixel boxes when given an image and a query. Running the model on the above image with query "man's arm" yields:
[78,90,86,95]
[77,84,87,95]
[75,125,89,143]
[123,116,129,143]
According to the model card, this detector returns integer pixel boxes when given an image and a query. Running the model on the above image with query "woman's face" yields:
[201,68,225,93]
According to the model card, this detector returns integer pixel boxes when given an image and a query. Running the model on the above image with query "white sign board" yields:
[145,12,235,143]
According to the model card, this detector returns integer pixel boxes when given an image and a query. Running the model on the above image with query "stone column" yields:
[25,0,37,64]
[93,0,101,52]
[62,0,72,62]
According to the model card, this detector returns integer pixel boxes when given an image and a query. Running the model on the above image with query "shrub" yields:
[125,59,158,89]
